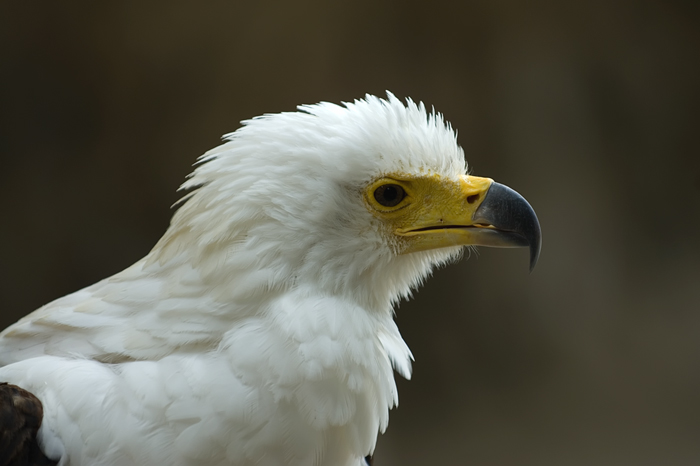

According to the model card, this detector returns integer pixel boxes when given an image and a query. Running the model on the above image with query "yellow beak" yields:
[377,174,541,270]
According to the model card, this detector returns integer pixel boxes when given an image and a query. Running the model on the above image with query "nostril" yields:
[467,194,479,204]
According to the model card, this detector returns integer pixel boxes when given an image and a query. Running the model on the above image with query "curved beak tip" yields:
[473,182,542,272]
[529,238,541,272]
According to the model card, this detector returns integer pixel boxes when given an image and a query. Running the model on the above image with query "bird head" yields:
[150,94,540,311]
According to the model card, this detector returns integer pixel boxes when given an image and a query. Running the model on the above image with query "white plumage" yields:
[0,94,540,466]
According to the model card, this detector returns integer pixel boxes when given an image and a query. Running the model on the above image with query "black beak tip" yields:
[475,181,542,272]
[523,201,542,272]
[523,200,541,273]
[529,235,541,272]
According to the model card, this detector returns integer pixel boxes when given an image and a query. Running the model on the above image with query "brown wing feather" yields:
[0,383,58,466]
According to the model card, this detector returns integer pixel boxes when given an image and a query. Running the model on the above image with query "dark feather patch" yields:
[0,383,58,466]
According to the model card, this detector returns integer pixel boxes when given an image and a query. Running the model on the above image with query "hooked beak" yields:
[470,182,542,271]
[394,176,541,270]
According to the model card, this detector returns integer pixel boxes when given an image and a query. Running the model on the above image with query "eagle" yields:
[0,94,540,466]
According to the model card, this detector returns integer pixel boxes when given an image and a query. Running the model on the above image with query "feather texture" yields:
[0,93,467,465]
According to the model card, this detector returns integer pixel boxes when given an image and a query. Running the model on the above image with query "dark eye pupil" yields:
[374,184,405,207]
[383,186,398,201]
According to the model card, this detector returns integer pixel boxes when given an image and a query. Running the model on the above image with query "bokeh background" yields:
[1,1,699,465]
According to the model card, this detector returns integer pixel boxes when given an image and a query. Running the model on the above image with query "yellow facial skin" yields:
[364,173,495,254]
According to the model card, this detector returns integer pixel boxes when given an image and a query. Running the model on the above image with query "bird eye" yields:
[373,184,406,207]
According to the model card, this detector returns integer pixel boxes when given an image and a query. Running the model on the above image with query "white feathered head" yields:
[150,93,540,311]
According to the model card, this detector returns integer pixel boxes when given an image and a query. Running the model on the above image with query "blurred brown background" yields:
[1,1,699,465]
